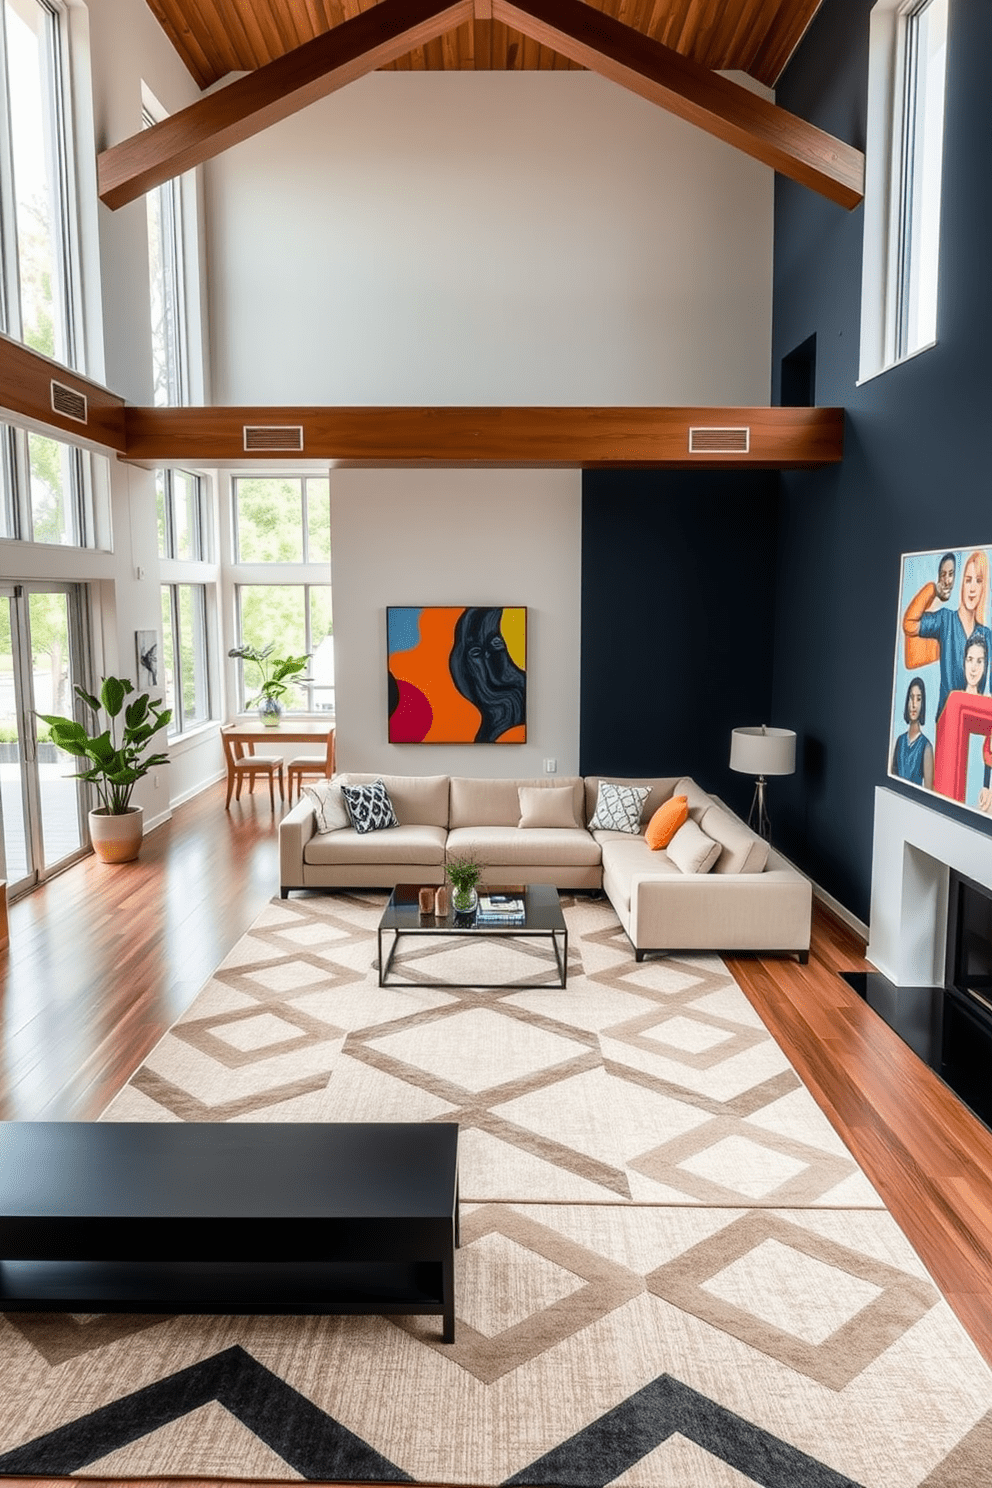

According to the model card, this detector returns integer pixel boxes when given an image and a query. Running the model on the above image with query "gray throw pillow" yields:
[588,780,650,834]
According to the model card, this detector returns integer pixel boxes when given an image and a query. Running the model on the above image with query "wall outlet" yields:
[153,772,160,788]
[544,758,557,774]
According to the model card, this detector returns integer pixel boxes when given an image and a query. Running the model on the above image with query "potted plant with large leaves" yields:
[228,644,311,725]
[38,676,171,863]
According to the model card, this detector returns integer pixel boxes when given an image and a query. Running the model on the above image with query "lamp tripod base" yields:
[747,776,771,840]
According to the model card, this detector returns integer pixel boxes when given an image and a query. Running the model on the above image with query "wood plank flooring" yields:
[2,781,991,1388]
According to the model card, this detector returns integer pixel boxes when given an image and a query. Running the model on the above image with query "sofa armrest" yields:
[279,798,318,888]
[629,868,812,953]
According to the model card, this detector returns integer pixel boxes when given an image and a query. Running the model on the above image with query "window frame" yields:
[225,473,334,718]
[0,0,81,367]
[859,0,949,383]
[160,580,212,737]
[143,98,189,408]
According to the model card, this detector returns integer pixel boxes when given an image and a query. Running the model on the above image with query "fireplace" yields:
[845,789,992,1131]
[940,870,992,1125]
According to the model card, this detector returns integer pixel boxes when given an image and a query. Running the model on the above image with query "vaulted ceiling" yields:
[144,0,826,91]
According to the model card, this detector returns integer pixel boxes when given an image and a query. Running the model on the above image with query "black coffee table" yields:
[0,1121,459,1341]
[378,883,568,989]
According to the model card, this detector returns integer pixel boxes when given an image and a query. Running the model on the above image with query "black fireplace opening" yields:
[942,870,992,1127]
[841,869,992,1133]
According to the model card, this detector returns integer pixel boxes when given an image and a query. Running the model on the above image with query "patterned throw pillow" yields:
[340,779,400,834]
[587,780,650,834]
[302,780,350,834]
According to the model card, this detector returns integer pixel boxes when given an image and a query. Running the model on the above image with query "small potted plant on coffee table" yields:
[446,853,483,916]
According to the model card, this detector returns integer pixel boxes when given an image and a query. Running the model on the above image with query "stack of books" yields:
[475,892,526,926]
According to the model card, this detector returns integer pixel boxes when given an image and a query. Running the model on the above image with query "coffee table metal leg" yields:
[442,1245,455,1342]
[379,927,400,987]
[552,927,568,987]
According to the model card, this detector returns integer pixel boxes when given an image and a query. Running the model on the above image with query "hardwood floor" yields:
[2,785,991,1377]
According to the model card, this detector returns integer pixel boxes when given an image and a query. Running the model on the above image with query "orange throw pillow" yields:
[645,795,689,850]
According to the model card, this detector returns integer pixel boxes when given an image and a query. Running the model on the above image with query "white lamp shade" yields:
[730,725,796,777]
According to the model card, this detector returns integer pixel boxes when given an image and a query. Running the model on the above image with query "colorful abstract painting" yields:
[889,544,992,816]
[387,606,526,743]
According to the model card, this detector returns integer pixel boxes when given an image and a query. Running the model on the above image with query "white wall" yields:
[330,468,581,778]
[206,71,774,407]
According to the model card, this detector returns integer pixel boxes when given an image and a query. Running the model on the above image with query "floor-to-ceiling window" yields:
[0,582,89,895]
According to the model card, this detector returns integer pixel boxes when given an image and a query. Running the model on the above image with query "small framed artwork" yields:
[387,606,527,743]
[136,629,159,689]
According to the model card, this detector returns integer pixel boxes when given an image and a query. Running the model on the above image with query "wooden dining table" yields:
[221,720,335,801]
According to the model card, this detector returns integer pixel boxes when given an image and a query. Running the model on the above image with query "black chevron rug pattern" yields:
[2,892,991,1486]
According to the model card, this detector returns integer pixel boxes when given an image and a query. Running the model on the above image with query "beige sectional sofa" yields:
[278,770,811,961]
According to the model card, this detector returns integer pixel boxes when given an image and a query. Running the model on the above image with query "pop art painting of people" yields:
[892,546,992,815]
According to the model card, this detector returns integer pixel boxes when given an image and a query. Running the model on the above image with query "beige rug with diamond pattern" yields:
[2,891,991,1486]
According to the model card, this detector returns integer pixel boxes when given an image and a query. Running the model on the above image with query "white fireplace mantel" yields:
[868,787,992,986]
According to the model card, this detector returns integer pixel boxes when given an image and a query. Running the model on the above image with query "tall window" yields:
[0,419,96,546]
[157,469,215,735]
[0,0,77,364]
[160,583,210,734]
[230,476,333,714]
[860,0,949,379]
[157,468,209,561]
[144,102,188,406]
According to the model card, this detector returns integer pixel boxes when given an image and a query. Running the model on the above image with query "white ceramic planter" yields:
[89,806,144,864]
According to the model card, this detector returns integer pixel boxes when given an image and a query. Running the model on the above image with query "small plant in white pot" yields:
[38,676,171,863]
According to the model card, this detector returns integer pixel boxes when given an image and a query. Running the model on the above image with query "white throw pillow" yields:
[302,779,350,834]
[666,819,722,875]
[518,785,577,829]
[588,780,650,834]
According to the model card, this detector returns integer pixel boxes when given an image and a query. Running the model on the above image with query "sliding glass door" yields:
[0,583,89,896]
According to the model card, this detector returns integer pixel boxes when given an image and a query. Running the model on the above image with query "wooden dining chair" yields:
[287,728,336,803]
[221,728,285,812]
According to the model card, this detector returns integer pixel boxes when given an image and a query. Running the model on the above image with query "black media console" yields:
[0,1122,459,1341]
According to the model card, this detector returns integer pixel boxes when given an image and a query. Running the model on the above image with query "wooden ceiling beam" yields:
[0,335,127,454]
[492,0,864,207]
[123,404,844,467]
[98,0,474,210]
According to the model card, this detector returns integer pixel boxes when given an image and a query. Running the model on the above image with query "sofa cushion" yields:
[599,834,681,915]
[700,803,770,874]
[304,824,447,866]
[645,795,688,849]
[337,773,450,829]
[674,776,717,823]
[667,819,722,875]
[588,780,650,834]
[449,777,583,829]
[518,785,576,829]
[340,779,400,834]
[303,779,350,833]
[446,825,601,868]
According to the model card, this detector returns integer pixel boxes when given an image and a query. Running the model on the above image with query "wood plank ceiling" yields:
[144,0,825,91]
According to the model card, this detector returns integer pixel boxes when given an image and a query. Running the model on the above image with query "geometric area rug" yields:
[2,892,991,1486]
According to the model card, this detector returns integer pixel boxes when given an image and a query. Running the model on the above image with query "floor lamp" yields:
[730,725,796,840]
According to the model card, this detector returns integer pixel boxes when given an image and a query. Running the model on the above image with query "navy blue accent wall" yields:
[770,0,992,922]
[580,470,778,816]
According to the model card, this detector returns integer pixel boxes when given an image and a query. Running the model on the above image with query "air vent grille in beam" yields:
[51,380,88,424]
[688,426,750,454]
[243,425,304,452]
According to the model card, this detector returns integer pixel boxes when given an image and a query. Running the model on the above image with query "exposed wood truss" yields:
[99,0,474,210]
[494,0,863,208]
[100,0,861,211]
